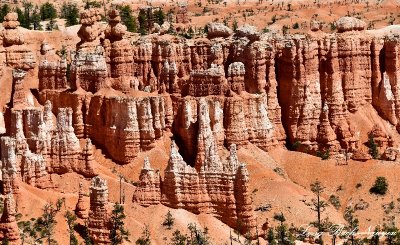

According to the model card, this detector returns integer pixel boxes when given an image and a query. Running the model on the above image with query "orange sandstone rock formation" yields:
[88,176,110,244]
[0,194,21,244]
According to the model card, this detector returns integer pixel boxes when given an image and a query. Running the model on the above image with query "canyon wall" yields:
[2,11,400,238]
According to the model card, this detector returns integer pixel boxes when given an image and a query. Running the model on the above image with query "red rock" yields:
[71,9,108,93]
[1,137,20,195]
[0,194,21,244]
[38,42,68,91]
[133,157,161,206]
[75,182,89,219]
[88,176,110,244]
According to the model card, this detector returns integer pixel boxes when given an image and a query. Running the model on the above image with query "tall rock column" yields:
[133,157,161,206]
[71,9,108,92]
[1,137,20,195]
[0,194,21,244]
[88,176,110,244]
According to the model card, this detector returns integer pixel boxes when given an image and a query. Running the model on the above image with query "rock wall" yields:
[133,98,256,234]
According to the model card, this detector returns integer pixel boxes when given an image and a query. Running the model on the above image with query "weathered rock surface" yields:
[71,9,108,93]
[2,12,36,70]
[75,182,89,219]
[88,176,110,244]
[0,194,21,244]
[133,99,257,233]
[133,157,161,206]
[336,16,366,33]
[207,22,233,39]
[38,42,68,91]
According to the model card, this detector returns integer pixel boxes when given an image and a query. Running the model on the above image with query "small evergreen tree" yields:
[46,18,57,31]
[170,230,187,245]
[138,10,148,35]
[119,5,137,33]
[154,9,165,25]
[368,135,379,159]
[273,213,294,245]
[18,219,36,244]
[369,176,388,195]
[310,180,327,236]
[187,223,210,245]
[61,2,79,27]
[82,220,93,245]
[369,226,380,245]
[343,206,359,245]
[34,202,59,244]
[40,2,57,20]
[31,5,42,30]
[162,210,174,229]
[135,225,151,245]
[65,211,78,245]
[16,7,25,28]
[0,4,10,22]
[21,1,33,29]
[267,228,277,245]
[84,0,101,9]
[383,223,400,245]
[110,203,130,245]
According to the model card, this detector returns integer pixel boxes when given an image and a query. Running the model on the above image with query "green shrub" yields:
[328,195,341,210]
[317,149,330,160]
[368,135,379,159]
[370,176,388,195]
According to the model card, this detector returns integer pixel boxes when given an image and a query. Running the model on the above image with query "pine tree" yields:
[34,202,59,245]
[0,4,10,22]
[61,2,79,27]
[310,180,327,236]
[154,9,165,25]
[344,206,359,245]
[109,203,130,245]
[40,2,57,21]
[31,5,42,30]
[368,135,379,159]
[1,237,9,245]
[65,211,78,245]
[135,225,151,245]
[119,5,137,33]
[162,210,174,229]
[170,230,187,245]
[21,1,33,29]
[46,18,57,31]
[138,10,148,35]
[267,228,277,245]
[82,220,93,245]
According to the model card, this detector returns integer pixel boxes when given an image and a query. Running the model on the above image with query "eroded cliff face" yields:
[2,9,400,239]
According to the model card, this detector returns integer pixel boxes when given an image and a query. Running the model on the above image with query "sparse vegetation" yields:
[40,2,57,21]
[368,135,379,159]
[316,149,330,160]
[310,180,327,235]
[370,176,388,195]
[329,195,341,210]
[118,5,137,33]
[61,2,80,27]
[0,4,10,22]
[65,211,78,245]
[110,203,130,245]
[162,210,175,229]
[136,225,151,245]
